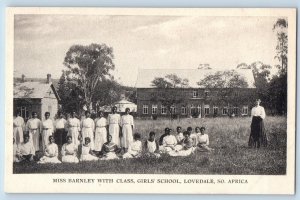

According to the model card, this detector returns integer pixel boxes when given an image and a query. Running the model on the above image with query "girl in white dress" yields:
[16,134,35,162]
[108,106,121,146]
[188,127,197,147]
[25,112,41,152]
[13,138,19,162]
[13,110,25,145]
[121,108,134,151]
[79,137,98,161]
[94,111,108,152]
[196,127,213,152]
[41,112,54,151]
[162,128,177,154]
[81,111,95,150]
[144,132,160,158]
[100,135,120,160]
[175,126,184,143]
[123,133,142,159]
[170,131,195,157]
[61,136,79,163]
[38,136,61,164]
[67,111,81,147]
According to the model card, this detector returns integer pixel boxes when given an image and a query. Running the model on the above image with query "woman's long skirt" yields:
[121,124,133,148]
[248,116,267,147]
[94,127,107,151]
[109,124,120,146]
[13,127,23,145]
[54,128,67,148]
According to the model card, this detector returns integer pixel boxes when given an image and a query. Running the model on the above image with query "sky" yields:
[14,15,281,86]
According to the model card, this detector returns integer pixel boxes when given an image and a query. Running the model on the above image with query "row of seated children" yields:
[13,126,212,163]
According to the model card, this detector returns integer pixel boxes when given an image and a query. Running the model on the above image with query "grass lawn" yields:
[13,116,287,175]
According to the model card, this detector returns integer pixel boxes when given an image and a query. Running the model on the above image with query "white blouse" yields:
[121,114,134,127]
[128,140,142,155]
[108,114,121,125]
[197,133,209,145]
[67,118,81,130]
[42,119,54,131]
[26,118,41,131]
[44,143,59,157]
[17,142,35,155]
[55,118,67,129]
[13,116,25,128]
[162,135,177,146]
[81,118,95,129]
[95,117,107,128]
[251,105,266,119]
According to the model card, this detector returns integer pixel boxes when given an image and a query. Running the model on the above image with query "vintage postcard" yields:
[5,7,296,194]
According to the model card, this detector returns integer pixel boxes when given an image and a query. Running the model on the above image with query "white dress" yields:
[94,117,107,151]
[41,119,54,151]
[67,117,81,146]
[123,140,142,159]
[162,135,177,153]
[26,118,41,151]
[13,143,19,162]
[17,142,35,156]
[81,118,95,150]
[80,144,98,161]
[13,116,25,145]
[175,132,184,143]
[146,140,160,158]
[61,143,79,163]
[38,143,61,164]
[190,133,198,147]
[108,113,121,146]
[121,114,134,148]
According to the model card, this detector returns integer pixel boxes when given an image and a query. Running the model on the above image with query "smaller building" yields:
[13,74,60,121]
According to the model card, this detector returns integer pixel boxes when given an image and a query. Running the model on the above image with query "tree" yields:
[273,18,288,75]
[150,74,189,119]
[63,43,115,111]
[151,74,189,88]
[197,70,251,115]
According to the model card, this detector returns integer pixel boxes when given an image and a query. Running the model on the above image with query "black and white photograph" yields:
[5,8,296,194]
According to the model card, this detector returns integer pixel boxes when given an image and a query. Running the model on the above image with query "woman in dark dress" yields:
[248,99,267,148]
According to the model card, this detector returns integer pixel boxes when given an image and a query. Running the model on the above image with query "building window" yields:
[242,106,248,115]
[170,105,176,114]
[222,107,228,115]
[20,106,28,119]
[143,105,148,114]
[213,106,218,115]
[196,105,201,114]
[192,90,198,98]
[204,105,210,115]
[204,90,210,97]
[181,106,187,115]
[233,107,239,115]
[161,105,167,114]
[152,105,157,115]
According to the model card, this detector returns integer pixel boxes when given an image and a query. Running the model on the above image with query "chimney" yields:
[47,74,52,84]
[21,74,25,82]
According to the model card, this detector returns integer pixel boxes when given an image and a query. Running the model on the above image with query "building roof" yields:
[14,81,60,100]
[135,68,256,88]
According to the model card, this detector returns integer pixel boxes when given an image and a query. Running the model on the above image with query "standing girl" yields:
[121,108,134,152]
[26,112,41,152]
[94,111,108,153]
[41,112,54,151]
[13,110,25,145]
[80,111,95,150]
[67,111,81,147]
[107,106,121,146]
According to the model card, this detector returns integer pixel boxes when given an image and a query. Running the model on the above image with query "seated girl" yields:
[16,134,35,162]
[79,137,99,161]
[161,128,177,154]
[100,135,120,160]
[123,133,142,159]
[190,127,199,147]
[61,136,79,163]
[38,136,61,164]
[13,138,19,163]
[170,131,195,157]
[144,131,160,158]
[196,127,213,152]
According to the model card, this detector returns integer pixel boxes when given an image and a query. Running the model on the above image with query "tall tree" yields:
[63,43,115,111]
[273,18,288,75]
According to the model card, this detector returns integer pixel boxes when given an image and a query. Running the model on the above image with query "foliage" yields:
[273,18,288,75]
[63,43,115,111]
[151,74,189,88]
[14,117,286,174]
